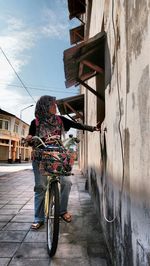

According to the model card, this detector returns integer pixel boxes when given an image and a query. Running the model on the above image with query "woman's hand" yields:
[26,135,33,141]
[94,121,101,131]
[25,135,33,146]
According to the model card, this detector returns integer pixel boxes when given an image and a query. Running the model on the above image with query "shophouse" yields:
[0,108,31,162]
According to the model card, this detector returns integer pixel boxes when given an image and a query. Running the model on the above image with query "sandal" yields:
[61,212,72,223]
[31,221,44,230]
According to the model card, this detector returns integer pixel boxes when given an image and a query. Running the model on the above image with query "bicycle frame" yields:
[32,136,79,257]
[45,175,60,217]
[31,135,78,257]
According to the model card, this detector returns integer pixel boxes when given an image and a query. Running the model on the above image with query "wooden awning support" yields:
[77,78,104,101]
[79,60,104,81]
[70,25,84,45]
[73,30,83,42]
[81,60,104,74]
[76,16,84,24]
[63,102,83,120]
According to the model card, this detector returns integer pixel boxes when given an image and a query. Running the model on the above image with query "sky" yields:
[0,0,79,124]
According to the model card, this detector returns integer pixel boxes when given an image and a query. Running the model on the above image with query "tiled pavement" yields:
[0,165,110,266]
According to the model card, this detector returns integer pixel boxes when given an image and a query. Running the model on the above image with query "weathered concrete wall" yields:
[80,0,150,265]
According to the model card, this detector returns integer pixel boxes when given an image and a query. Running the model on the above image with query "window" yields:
[4,121,8,130]
[0,119,9,130]
[0,139,9,144]
[22,128,25,136]
[14,124,18,133]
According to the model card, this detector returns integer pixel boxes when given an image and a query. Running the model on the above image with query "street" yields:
[0,163,32,176]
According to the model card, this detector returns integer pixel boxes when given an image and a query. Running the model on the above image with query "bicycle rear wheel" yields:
[47,181,60,257]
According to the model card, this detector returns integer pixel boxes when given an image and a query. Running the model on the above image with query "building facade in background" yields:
[0,109,31,162]
[64,1,150,265]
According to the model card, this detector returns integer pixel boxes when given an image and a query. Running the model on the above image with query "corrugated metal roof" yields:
[63,32,106,88]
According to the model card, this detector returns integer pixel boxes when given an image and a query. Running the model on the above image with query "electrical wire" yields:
[0,46,36,103]
[0,82,78,95]
[102,0,125,223]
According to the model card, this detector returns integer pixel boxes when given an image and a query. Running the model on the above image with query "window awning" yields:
[63,32,106,89]
[56,94,84,121]
[70,24,84,45]
[67,0,86,20]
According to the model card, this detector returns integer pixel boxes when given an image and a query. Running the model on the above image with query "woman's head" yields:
[35,95,56,117]
[35,95,62,137]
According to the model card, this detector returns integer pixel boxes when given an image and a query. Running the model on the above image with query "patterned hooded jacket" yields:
[35,95,63,140]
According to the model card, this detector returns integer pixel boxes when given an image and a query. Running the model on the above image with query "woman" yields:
[27,95,99,229]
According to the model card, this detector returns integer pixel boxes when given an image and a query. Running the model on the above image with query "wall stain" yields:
[138,65,150,142]
[123,128,133,266]
[138,64,150,183]
[120,98,124,116]
[136,240,148,266]
[124,128,130,191]
[127,0,148,60]
[123,203,133,266]
[116,14,120,50]
[90,168,101,215]
[132,93,135,110]
[125,0,130,93]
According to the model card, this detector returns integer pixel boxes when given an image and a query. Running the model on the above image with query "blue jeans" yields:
[32,160,72,223]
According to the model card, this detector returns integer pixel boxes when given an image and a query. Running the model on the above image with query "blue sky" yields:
[0,0,79,123]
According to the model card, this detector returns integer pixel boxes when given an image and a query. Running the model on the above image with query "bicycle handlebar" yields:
[32,136,47,147]
[26,135,80,149]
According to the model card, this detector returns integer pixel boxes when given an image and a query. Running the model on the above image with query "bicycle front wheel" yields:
[47,181,60,257]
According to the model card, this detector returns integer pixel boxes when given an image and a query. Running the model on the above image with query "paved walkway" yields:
[0,164,110,266]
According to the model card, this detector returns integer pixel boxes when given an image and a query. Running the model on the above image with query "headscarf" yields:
[35,95,63,140]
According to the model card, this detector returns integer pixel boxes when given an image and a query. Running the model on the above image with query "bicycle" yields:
[31,135,79,257]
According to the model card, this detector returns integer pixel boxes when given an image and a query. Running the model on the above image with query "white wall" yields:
[81,0,150,265]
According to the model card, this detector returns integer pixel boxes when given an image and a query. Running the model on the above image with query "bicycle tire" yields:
[47,181,60,257]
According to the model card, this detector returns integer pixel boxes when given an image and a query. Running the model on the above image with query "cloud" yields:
[0,16,36,70]
[41,23,68,39]
[0,85,34,122]
[0,87,23,109]
[40,7,69,39]
[0,3,71,124]
[0,9,68,124]
[0,16,35,53]
[0,5,69,91]
[0,16,37,123]
[6,16,25,31]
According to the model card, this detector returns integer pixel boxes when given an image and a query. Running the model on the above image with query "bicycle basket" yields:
[39,148,75,176]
